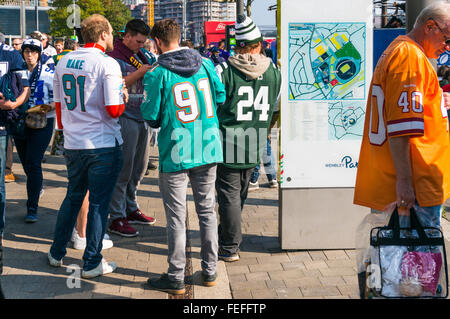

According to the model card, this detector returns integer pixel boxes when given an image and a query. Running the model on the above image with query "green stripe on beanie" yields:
[235,14,263,47]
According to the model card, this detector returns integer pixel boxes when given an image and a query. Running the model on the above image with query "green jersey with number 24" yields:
[215,61,282,169]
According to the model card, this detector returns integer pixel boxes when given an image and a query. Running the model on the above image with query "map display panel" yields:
[289,23,366,101]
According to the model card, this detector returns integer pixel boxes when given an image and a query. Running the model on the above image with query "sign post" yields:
[279,0,373,249]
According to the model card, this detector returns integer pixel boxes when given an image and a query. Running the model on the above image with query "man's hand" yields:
[395,177,415,216]
[0,93,16,110]
[124,64,153,88]
[139,64,152,76]
[444,92,450,110]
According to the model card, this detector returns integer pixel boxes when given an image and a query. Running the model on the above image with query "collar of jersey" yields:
[84,43,106,52]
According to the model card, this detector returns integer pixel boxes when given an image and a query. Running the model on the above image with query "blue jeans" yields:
[50,144,123,271]
[250,137,276,183]
[14,117,54,214]
[372,204,442,228]
[0,134,7,235]
[398,204,441,228]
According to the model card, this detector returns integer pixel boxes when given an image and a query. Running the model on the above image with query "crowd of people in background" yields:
[0,12,281,296]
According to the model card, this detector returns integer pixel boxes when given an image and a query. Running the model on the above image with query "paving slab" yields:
[2,140,450,300]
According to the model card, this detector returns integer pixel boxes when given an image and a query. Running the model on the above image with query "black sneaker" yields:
[25,211,38,223]
[202,272,217,287]
[147,273,185,295]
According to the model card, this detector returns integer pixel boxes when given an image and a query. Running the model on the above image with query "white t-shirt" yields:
[53,46,124,150]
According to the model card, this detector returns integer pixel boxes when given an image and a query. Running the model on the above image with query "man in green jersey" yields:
[214,15,282,262]
[141,19,226,295]
[52,38,78,66]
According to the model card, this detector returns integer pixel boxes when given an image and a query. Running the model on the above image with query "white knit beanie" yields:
[235,14,263,48]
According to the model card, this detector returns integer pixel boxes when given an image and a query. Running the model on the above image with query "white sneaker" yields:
[101,234,114,250]
[71,228,78,242]
[81,259,117,279]
[268,179,278,188]
[48,251,62,267]
[72,231,87,250]
[248,181,259,191]
[72,230,114,250]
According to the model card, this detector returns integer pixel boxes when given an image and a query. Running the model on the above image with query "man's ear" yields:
[99,30,107,42]
[425,19,435,34]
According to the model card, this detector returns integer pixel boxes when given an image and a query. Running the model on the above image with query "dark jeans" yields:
[5,136,13,175]
[0,134,6,292]
[0,134,7,234]
[215,164,254,255]
[50,143,123,271]
[14,118,54,214]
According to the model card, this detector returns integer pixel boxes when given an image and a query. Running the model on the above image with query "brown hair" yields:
[81,14,111,44]
[234,41,263,54]
[150,19,180,46]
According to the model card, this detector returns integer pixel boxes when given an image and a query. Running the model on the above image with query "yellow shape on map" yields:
[341,33,348,42]
[340,63,351,74]
[316,45,325,56]
[331,37,341,50]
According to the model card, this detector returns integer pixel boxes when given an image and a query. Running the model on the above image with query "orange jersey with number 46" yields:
[354,35,450,211]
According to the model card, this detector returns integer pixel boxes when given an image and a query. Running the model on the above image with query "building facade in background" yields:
[0,0,51,39]
[127,0,235,46]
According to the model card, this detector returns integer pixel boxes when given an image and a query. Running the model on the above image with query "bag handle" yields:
[387,206,428,241]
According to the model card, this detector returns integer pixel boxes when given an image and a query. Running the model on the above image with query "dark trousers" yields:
[14,118,54,213]
[5,136,13,176]
[215,164,254,255]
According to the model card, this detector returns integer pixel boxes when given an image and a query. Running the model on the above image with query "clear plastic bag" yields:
[356,208,448,298]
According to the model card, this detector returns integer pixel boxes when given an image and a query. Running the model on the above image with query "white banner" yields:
[280,0,373,188]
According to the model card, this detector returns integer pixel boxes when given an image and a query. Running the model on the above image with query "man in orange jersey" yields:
[354,1,450,227]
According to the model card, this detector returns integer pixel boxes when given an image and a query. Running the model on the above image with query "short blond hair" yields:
[81,14,111,44]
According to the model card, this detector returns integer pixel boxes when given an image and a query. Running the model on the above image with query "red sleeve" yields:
[55,102,63,129]
[105,104,125,118]
[443,84,450,93]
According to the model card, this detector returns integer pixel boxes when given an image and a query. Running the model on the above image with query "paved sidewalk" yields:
[2,147,450,299]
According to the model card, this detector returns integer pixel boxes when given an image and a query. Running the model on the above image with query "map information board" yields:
[280,0,373,188]
[288,23,366,142]
[289,23,366,101]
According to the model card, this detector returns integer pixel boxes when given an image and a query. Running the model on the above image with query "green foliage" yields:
[102,0,133,36]
[49,0,132,38]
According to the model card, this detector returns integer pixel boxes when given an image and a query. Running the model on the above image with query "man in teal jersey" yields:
[214,15,282,262]
[141,19,226,295]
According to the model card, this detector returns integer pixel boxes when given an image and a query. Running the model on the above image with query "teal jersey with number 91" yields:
[141,56,226,173]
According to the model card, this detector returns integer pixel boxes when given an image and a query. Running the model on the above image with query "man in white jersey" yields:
[48,14,125,278]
